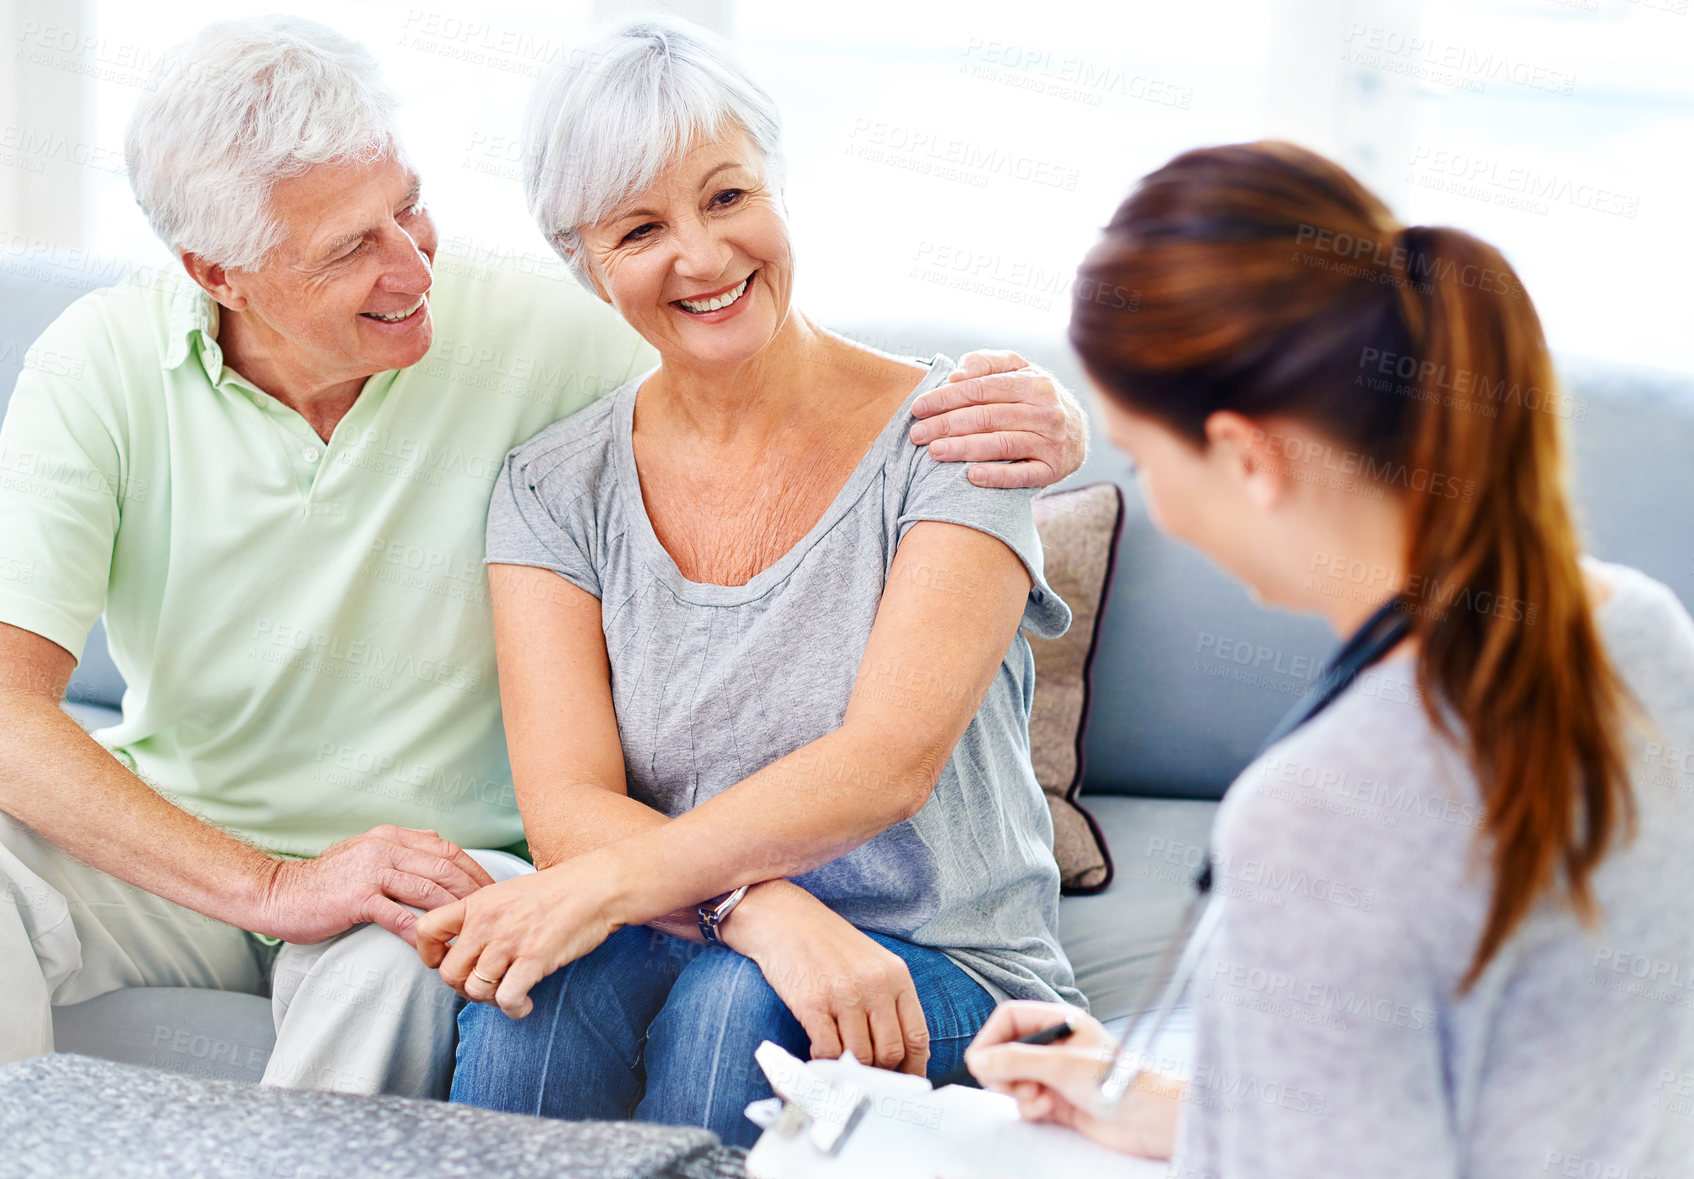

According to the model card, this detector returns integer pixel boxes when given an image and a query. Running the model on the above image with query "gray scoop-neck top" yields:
[486,354,1082,1006]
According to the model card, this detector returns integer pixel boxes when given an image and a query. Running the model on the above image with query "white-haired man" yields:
[0,16,1088,1097]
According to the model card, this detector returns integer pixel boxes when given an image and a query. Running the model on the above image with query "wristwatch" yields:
[697,884,750,945]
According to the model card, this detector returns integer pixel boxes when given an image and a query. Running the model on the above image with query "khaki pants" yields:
[0,810,531,1097]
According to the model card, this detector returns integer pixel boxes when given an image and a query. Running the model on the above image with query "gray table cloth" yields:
[0,1055,748,1179]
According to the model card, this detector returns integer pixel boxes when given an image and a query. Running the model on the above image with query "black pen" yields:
[933,1018,1075,1089]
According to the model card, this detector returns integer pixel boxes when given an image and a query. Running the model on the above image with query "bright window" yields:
[17,0,1686,377]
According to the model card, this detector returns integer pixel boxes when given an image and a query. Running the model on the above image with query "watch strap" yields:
[697,884,750,945]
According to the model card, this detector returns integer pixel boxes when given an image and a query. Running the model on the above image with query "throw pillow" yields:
[1028,481,1123,895]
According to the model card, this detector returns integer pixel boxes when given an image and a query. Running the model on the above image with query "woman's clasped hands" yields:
[416,858,932,1075]
[415,853,625,1019]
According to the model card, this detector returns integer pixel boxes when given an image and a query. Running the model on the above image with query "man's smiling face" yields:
[215,153,439,385]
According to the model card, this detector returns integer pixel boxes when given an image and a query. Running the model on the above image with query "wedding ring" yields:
[470,968,503,987]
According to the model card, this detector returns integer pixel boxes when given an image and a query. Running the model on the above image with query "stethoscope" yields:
[1096,597,1413,1106]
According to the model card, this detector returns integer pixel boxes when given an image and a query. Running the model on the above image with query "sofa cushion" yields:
[61,699,122,732]
[50,986,276,1083]
[64,618,126,711]
[57,792,1210,1080]
[841,321,1694,807]
[1057,794,1217,1022]
[0,1054,747,1179]
[1029,482,1123,894]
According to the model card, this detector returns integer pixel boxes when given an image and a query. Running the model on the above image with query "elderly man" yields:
[0,16,1088,1098]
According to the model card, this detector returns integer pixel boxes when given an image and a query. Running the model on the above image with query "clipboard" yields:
[742,1042,1170,1179]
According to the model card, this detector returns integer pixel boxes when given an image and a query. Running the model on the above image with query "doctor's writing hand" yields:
[964,1000,1182,1159]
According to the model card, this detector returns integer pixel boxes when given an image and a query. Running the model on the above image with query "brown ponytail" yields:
[1072,141,1634,989]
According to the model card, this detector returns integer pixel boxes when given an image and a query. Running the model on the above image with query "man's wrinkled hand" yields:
[255,824,495,947]
[910,349,1089,488]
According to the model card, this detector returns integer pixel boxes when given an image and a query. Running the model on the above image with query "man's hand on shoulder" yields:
[254,825,496,947]
[908,349,1091,489]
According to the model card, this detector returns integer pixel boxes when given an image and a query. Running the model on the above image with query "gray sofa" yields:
[5,260,1693,1084]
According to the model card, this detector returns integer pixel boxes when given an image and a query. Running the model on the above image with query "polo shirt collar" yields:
[162,281,223,384]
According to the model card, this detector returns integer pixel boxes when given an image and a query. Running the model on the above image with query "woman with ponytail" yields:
[963,141,1694,1175]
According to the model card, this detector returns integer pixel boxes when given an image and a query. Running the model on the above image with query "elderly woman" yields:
[416,16,1083,1147]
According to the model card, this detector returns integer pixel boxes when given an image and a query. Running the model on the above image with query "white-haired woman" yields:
[415,16,1085,1147]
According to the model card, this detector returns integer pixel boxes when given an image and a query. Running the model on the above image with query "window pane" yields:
[67,0,1691,378]
[1392,0,1694,374]
[84,2,604,277]
[736,1,1274,341]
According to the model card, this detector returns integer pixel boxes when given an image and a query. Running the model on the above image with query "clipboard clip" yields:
[747,1041,872,1157]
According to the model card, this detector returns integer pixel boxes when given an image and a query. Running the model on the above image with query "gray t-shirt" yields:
[1176,560,1694,1177]
[485,355,1083,1006]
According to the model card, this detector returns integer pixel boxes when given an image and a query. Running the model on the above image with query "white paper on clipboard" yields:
[743,1042,1170,1179]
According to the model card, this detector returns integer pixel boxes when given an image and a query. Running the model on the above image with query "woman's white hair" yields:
[523,14,785,290]
[125,16,402,270]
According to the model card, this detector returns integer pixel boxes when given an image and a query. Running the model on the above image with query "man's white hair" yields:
[125,16,402,270]
[523,15,785,291]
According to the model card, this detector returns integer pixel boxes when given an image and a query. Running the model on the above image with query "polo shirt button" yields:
[303,447,321,464]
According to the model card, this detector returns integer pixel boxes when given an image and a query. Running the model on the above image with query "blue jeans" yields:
[450,925,998,1149]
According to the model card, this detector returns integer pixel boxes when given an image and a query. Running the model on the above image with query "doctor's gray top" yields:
[485,355,1083,1007]
[1176,560,1694,1178]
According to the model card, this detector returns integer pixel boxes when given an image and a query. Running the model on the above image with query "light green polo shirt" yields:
[0,254,652,858]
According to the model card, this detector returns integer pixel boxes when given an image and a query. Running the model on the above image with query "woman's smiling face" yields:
[575,125,792,371]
